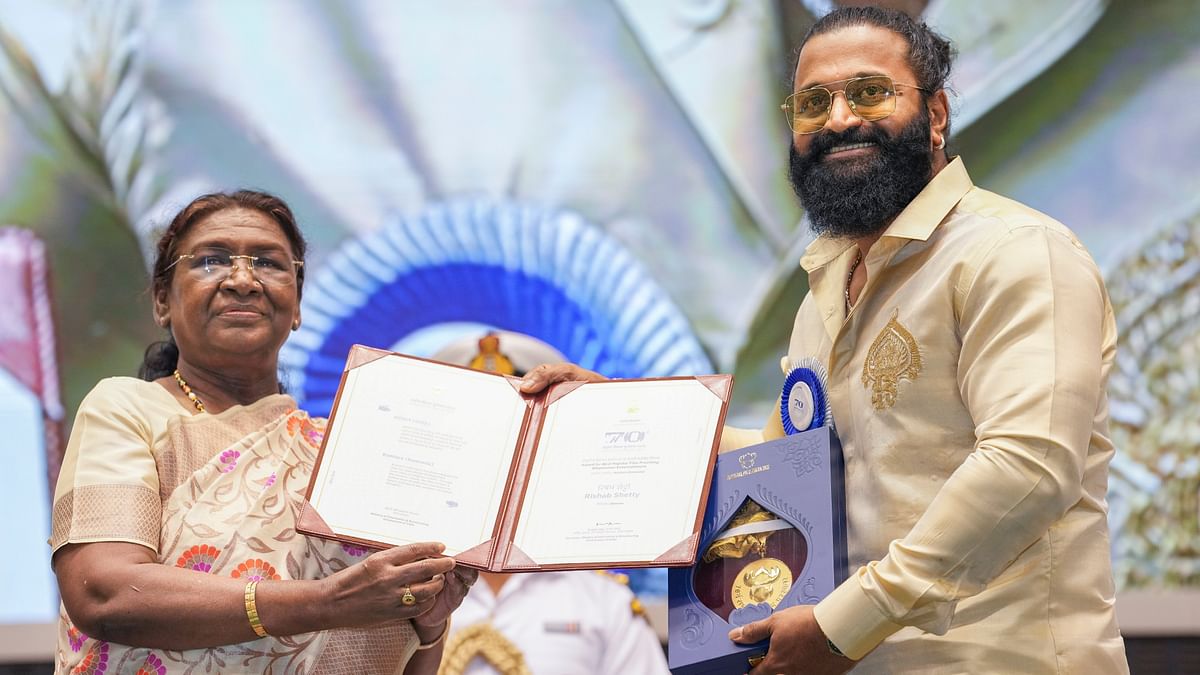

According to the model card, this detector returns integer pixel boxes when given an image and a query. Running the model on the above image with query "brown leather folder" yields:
[297,344,733,572]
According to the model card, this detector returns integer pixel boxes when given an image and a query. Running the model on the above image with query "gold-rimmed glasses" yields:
[165,250,303,286]
[780,75,928,134]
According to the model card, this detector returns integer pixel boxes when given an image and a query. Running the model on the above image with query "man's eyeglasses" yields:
[166,251,304,286]
[780,75,928,134]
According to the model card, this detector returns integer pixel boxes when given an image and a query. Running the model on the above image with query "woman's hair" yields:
[138,190,308,380]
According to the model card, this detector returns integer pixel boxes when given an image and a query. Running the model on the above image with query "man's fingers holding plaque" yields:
[519,362,608,394]
[729,616,775,675]
[731,605,854,675]
[728,613,774,646]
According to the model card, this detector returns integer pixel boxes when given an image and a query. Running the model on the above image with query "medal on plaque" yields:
[733,557,792,608]
[669,355,846,674]
[720,507,795,610]
[693,481,809,625]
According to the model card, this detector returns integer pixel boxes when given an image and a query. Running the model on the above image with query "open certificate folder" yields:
[298,345,733,571]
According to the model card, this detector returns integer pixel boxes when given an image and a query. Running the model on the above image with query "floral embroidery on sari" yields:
[342,543,371,558]
[67,624,87,652]
[70,641,108,674]
[231,558,281,581]
[134,653,166,675]
[218,449,240,472]
[175,544,221,572]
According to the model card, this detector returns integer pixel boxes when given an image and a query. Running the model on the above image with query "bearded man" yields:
[720,6,1130,674]
[521,6,1130,674]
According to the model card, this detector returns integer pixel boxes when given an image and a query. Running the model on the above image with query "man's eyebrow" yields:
[795,71,886,91]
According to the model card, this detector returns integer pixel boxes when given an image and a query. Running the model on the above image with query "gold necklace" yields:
[845,250,862,310]
[173,369,207,413]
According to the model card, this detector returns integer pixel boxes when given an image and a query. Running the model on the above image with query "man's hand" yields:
[730,605,855,675]
[412,565,478,636]
[519,362,607,394]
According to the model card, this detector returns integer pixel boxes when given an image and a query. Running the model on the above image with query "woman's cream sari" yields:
[54,389,416,674]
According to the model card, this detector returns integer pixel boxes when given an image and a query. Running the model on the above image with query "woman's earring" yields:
[292,319,301,331]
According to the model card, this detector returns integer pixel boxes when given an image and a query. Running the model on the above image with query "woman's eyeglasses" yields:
[166,251,303,286]
[780,75,928,134]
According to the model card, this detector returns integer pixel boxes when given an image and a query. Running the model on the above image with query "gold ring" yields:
[401,586,417,606]
[747,654,765,668]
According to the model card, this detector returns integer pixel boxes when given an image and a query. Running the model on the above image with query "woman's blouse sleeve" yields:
[50,378,165,556]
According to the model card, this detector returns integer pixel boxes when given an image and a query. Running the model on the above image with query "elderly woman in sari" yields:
[50,190,475,674]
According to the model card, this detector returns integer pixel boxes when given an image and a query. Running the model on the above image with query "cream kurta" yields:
[726,158,1128,673]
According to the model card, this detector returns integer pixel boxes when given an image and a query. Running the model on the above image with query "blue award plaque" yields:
[668,359,846,674]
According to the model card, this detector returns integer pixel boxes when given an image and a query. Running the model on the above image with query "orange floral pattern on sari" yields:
[175,544,221,572]
[69,641,108,674]
[231,558,281,581]
[135,653,166,675]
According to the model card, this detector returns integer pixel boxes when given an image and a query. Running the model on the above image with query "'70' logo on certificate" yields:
[603,430,647,447]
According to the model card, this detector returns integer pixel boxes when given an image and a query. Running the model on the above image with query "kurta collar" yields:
[799,157,973,272]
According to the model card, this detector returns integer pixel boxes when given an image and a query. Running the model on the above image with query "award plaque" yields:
[668,361,847,674]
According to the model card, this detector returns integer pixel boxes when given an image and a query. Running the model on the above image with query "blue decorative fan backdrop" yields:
[280,199,714,416]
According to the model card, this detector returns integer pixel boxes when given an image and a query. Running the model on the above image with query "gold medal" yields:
[731,557,792,609]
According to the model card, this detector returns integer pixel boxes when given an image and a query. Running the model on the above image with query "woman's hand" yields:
[412,565,478,636]
[323,542,456,628]
[519,362,608,394]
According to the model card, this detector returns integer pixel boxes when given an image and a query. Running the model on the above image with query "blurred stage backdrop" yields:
[1,0,1198,658]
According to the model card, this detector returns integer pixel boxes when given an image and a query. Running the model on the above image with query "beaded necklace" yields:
[173,369,207,413]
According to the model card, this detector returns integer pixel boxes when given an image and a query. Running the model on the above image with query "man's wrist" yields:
[812,574,902,660]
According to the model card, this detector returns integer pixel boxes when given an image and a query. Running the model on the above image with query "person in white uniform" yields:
[438,571,670,675]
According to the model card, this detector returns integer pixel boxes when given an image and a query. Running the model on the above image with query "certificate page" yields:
[513,380,722,565]
[309,355,526,555]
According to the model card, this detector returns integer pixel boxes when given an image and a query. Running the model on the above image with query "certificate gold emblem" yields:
[731,557,793,609]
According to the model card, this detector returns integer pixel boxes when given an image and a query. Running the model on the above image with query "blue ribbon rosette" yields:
[780,357,832,434]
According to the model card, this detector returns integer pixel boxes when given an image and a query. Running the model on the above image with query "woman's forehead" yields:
[181,208,290,249]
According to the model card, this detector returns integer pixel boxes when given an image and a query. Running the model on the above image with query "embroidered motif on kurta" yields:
[862,309,922,410]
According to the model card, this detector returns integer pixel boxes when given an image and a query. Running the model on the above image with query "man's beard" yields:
[788,109,934,239]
